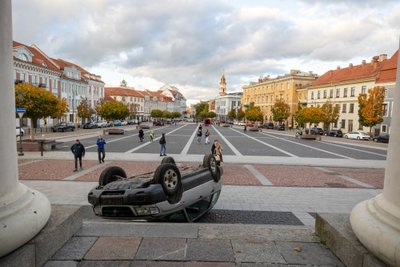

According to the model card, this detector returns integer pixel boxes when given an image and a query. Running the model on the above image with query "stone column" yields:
[350,40,400,266]
[0,0,51,257]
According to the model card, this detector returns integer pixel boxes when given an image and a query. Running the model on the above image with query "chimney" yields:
[337,66,341,70]
[362,60,366,65]
[378,54,387,62]
[349,63,353,68]
[371,56,379,62]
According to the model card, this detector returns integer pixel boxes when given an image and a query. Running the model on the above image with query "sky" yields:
[12,0,400,105]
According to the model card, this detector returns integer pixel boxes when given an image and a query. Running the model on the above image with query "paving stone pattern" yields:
[18,159,384,188]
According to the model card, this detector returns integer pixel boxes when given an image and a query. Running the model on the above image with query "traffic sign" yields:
[16,107,26,119]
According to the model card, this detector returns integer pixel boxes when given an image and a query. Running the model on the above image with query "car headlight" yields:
[134,206,160,216]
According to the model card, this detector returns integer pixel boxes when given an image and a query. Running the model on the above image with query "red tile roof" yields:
[376,50,398,84]
[13,41,60,72]
[105,87,144,98]
[311,57,386,87]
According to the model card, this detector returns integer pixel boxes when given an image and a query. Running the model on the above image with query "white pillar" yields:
[0,0,51,257]
[350,40,400,266]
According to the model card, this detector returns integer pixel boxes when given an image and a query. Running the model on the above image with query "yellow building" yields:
[242,70,318,125]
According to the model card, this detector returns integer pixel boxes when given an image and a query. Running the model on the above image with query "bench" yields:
[103,128,125,135]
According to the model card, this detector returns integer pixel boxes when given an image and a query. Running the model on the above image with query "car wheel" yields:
[357,136,360,140]
[202,154,219,182]
[161,156,176,165]
[344,135,348,139]
[373,138,378,142]
[99,166,127,186]
[153,163,181,196]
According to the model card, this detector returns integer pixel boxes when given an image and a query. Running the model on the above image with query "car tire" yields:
[153,163,182,196]
[344,135,348,139]
[357,136,360,140]
[202,154,219,182]
[99,166,127,186]
[161,156,176,165]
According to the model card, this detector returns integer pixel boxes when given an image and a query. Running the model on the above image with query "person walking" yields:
[71,139,85,172]
[204,129,210,144]
[211,139,223,165]
[159,133,167,156]
[139,129,144,142]
[96,135,106,163]
[149,131,154,142]
[196,129,202,144]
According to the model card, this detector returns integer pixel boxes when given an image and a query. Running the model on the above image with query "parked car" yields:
[153,120,164,126]
[16,127,24,137]
[87,155,223,222]
[127,119,138,125]
[274,124,285,131]
[113,120,122,126]
[372,134,389,143]
[121,120,128,126]
[83,122,98,129]
[262,122,274,129]
[343,131,370,140]
[51,122,75,132]
[310,127,324,135]
[96,121,108,128]
[325,129,343,137]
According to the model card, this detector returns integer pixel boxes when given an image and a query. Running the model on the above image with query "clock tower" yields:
[219,71,226,96]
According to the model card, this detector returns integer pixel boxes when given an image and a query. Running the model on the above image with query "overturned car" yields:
[88,154,223,222]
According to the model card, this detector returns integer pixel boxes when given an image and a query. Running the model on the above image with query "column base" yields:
[0,183,51,257]
[350,193,400,266]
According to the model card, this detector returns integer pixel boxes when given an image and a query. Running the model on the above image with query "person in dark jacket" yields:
[159,133,166,156]
[71,139,85,172]
[96,135,106,163]
[139,129,144,142]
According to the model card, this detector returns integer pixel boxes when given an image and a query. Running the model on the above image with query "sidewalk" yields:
[14,151,383,266]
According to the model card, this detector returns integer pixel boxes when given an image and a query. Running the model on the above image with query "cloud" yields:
[12,0,400,103]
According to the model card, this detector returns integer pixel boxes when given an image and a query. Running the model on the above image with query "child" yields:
[150,131,154,141]
[205,129,210,144]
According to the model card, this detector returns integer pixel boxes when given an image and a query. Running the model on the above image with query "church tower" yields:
[219,71,227,96]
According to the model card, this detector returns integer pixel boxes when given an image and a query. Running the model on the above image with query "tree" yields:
[162,110,172,118]
[295,107,325,128]
[195,102,209,119]
[271,99,290,123]
[245,102,263,122]
[237,108,245,121]
[50,98,69,120]
[171,112,182,119]
[206,111,216,119]
[15,83,66,138]
[97,100,129,120]
[227,108,236,121]
[320,100,340,130]
[358,86,385,134]
[151,109,163,118]
[77,98,94,123]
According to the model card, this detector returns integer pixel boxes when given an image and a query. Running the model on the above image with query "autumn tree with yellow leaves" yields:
[358,86,385,134]
[15,83,69,138]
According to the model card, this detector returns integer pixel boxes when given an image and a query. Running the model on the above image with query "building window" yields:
[342,103,347,113]
[330,89,333,98]
[349,103,354,113]
[341,119,346,129]
[350,87,355,97]
[323,90,327,99]
[361,86,367,94]
[336,88,340,98]
[311,92,314,100]
[317,91,320,99]
[382,125,387,133]
[382,103,388,117]
[343,88,348,97]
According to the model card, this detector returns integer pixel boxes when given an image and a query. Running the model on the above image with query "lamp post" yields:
[17,91,24,156]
